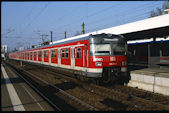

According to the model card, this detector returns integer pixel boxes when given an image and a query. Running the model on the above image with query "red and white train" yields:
[9,33,129,84]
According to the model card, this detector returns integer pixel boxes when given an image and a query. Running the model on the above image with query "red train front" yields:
[86,34,129,84]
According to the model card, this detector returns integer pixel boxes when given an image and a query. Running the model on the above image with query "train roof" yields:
[16,33,122,53]
[15,33,94,53]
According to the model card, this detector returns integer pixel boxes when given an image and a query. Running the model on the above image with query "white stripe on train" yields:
[10,58,127,73]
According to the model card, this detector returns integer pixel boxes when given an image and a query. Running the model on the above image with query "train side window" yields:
[30,52,32,58]
[38,51,42,58]
[77,47,81,59]
[46,51,48,58]
[28,53,29,58]
[52,50,56,58]
[44,50,48,58]
[66,48,69,58]
[85,44,87,55]
[62,49,65,58]
[44,51,45,58]
[34,52,37,58]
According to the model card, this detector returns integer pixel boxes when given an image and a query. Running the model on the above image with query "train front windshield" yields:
[90,44,111,56]
[89,34,127,56]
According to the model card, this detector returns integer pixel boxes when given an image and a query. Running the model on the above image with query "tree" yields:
[150,1,169,18]
[150,11,156,17]
[74,31,81,36]
[163,1,169,10]
[157,8,162,16]
[163,1,169,14]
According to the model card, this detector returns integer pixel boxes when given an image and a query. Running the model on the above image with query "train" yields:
[8,33,130,84]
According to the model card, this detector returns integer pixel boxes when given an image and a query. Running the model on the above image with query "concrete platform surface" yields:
[128,67,169,96]
[131,67,169,76]
[1,64,54,111]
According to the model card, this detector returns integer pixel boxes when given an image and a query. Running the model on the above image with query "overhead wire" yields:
[6,1,165,49]
[52,2,89,25]
[18,3,38,31]
[56,2,125,30]
[85,1,162,32]
[85,10,155,33]
[54,1,159,37]
[42,2,160,39]
[36,2,89,38]
[20,2,50,34]
[85,1,158,27]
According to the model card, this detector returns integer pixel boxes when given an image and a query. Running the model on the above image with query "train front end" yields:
[88,33,129,84]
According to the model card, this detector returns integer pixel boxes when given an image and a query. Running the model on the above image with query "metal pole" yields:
[65,31,66,39]
[148,44,150,68]
[81,22,85,34]
[50,31,53,43]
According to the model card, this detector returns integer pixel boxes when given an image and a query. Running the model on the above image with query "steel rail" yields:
[2,62,62,111]
[4,61,98,111]
[22,70,98,111]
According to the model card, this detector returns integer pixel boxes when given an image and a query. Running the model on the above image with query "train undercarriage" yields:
[9,59,130,85]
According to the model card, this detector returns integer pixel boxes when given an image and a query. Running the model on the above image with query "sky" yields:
[1,1,167,52]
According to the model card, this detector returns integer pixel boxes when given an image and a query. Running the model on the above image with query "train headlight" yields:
[122,61,127,66]
[93,58,103,61]
[95,62,102,66]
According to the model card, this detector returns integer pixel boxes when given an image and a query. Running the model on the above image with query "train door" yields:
[38,51,42,62]
[42,50,44,63]
[71,47,75,68]
[32,52,34,61]
[30,52,33,60]
[36,51,38,61]
[74,45,87,67]
[51,49,58,64]
[28,52,30,60]
[25,53,26,60]
[34,51,37,61]
[49,49,51,64]
[58,49,61,66]
[44,50,49,63]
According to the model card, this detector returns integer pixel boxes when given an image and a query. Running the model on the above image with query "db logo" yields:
[110,56,116,61]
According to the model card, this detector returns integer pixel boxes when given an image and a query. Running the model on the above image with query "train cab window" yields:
[66,48,69,58]
[77,47,81,59]
[62,49,65,58]
[44,51,48,58]
[52,50,56,58]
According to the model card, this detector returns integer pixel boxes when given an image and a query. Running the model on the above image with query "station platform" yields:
[1,64,54,111]
[128,67,169,96]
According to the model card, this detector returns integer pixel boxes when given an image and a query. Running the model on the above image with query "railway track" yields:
[2,61,61,111]
[3,61,98,111]
[31,62,169,110]
[108,85,169,106]
[4,59,169,110]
